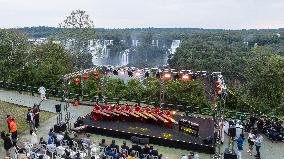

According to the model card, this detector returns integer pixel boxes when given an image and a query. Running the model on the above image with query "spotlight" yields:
[164,72,171,79]
[119,70,125,75]
[172,111,176,115]
[182,74,189,80]
[135,72,141,77]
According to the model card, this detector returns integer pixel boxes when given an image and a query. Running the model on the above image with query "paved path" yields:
[0,89,283,159]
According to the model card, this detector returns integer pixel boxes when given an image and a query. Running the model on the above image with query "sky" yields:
[0,0,283,29]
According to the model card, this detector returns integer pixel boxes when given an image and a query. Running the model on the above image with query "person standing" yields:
[6,115,13,132]
[9,118,18,145]
[1,132,13,157]
[237,134,244,159]
[33,104,40,129]
[38,86,46,100]
[27,108,34,135]
[255,133,263,158]
[247,130,255,156]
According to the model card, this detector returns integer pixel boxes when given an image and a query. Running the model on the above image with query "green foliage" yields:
[104,77,126,99]
[23,42,74,88]
[0,29,30,83]
[243,48,284,115]
[164,80,207,107]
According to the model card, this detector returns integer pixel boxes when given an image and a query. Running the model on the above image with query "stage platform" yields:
[76,114,215,154]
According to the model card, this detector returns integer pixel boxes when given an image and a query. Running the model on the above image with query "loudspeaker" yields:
[203,136,213,145]
[228,126,236,138]
[54,122,67,133]
[224,148,237,159]
[55,104,61,113]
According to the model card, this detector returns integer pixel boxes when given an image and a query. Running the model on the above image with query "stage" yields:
[76,114,215,154]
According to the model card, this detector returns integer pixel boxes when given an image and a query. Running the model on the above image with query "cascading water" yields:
[90,39,180,66]
[120,49,129,66]
[169,40,181,54]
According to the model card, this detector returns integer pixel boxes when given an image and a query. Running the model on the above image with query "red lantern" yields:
[93,72,99,77]
[216,81,220,85]
[83,75,90,80]
[216,85,222,90]
[74,78,80,84]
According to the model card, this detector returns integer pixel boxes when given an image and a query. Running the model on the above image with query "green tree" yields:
[23,42,73,88]
[122,79,144,103]
[59,10,96,69]
[0,29,29,83]
[243,47,284,115]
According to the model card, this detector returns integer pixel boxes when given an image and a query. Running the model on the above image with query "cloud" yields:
[0,0,283,29]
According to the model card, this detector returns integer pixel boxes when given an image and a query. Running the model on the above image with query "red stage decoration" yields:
[105,105,112,111]
[74,99,79,107]
[216,85,222,90]
[74,78,80,84]
[83,75,90,80]
[93,72,99,77]
[91,104,176,127]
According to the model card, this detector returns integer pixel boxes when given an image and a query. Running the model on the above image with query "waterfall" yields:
[120,49,129,66]
[168,40,181,54]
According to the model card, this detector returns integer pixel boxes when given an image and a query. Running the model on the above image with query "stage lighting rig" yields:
[181,74,190,80]
[164,72,172,79]
[145,71,150,78]
[113,70,118,76]
[128,70,133,77]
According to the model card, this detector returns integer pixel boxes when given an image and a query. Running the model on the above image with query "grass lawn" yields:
[0,100,55,135]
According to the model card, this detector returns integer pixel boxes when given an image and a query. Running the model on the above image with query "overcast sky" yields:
[0,0,283,29]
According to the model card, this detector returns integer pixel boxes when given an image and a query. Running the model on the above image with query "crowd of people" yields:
[246,116,284,142]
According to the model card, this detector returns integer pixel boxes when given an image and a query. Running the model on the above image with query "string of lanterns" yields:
[64,65,225,86]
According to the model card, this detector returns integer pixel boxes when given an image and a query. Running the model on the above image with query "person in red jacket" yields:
[6,115,13,132]
[9,118,17,145]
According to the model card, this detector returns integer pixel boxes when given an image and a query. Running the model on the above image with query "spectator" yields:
[27,109,34,135]
[81,133,92,147]
[6,115,13,132]
[9,118,18,145]
[33,104,40,129]
[64,132,73,147]
[1,132,13,157]
[180,154,189,159]
[254,133,263,158]
[40,137,47,144]
[127,151,136,159]
[18,148,28,159]
[247,130,255,156]
[142,144,150,154]
[47,135,54,145]
[31,130,38,145]
[99,139,108,147]
[121,141,129,150]
[237,134,244,159]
